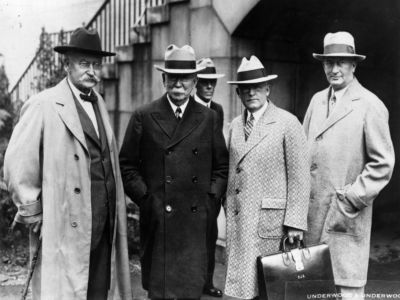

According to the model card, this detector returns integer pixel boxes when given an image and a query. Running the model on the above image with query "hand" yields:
[29,220,43,240]
[287,228,303,244]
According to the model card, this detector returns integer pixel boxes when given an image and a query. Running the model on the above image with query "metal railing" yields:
[10,0,165,102]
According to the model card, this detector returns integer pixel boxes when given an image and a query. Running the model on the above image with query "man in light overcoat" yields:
[119,45,229,299]
[303,31,395,300]
[224,56,310,300]
[3,28,132,299]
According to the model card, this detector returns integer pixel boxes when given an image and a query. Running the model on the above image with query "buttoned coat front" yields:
[303,78,395,287]
[224,102,310,299]
[119,95,229,299]
[3,78,132,300]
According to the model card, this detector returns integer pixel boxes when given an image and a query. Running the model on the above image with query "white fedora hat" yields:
[313,31,366,61]
[227,55,277,84]
[196,58,225,79]
[154,44,205,74]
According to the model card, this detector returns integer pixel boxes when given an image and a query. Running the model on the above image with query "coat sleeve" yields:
[4,98,44,224]
[344,100,395,210]
[303,95,315,137]
[283,116,310,231]
[119,110,148,205]
[210,110,229,199]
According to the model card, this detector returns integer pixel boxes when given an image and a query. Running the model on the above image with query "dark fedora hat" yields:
[54,27,116,57]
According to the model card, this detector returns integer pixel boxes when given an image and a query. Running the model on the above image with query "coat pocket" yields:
[326,194,362,237]
[257,198,286,239]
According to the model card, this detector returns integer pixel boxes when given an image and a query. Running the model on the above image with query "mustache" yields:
[85,75,100,83]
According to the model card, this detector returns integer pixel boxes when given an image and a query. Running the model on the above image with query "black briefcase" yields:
[257,238,337,300]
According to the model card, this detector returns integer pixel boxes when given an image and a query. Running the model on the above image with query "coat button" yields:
[192,176,198,183]
[74,188,81,194]
[165,149,172,155]
[310,163,317,171]
[166,176,172,184]
[71,222,78,227]
[192,148,198,155]
[165,205,172,213]
[74,154,79,160]
[191,206,197,212]
[236,166,242,174]
[235,188,240,194]
[234,209,239,215]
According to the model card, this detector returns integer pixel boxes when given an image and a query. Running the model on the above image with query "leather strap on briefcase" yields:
[257,237,337,300]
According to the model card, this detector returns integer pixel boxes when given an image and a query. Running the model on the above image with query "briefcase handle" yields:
[280,235,307,252]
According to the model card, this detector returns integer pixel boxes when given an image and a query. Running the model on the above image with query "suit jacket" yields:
[4,78,132,299]
[303,78,395,286]
[210,100,224,131]
[224,101,310,299]
[119,94,229,299]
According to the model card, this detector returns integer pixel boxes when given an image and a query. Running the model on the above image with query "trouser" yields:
[87,221,112,300]
[205,199,221,288]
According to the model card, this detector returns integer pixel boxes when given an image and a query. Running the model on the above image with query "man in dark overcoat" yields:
[194,57,225,298]
[119,44,229,300]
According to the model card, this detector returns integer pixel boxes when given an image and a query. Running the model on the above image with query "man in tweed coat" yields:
[304,32,394,300]
[224,56,310,299]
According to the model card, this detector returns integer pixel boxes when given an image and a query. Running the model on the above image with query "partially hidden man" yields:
[4,27,132,299]
[195,57,225,298]
[304,31,395,300]
[119,45,229,299]
[224,56,310,300]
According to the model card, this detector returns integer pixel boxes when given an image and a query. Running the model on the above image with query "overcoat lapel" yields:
[236,102,276,163]
[151,95,177,139]
[167,97,204,149]
[54,79,88,153]
[316,79,360,137]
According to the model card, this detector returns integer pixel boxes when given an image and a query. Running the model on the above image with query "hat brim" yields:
[54,45,116,57]
[197,74,225,79]
[154,65,205,74]
[312,53,366,61]
[227,75,278,85]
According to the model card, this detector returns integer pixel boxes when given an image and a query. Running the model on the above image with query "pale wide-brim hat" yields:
[154,44,205,74]
[227,55,277,84]
[313,31,366,61]
[196,58,225,79]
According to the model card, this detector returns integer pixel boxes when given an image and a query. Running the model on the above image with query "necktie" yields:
[244,113,254,141]
[328,94,336,117]
[80,92,98,103]
[175,106,182,121]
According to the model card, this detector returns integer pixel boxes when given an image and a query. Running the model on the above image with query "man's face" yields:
[236,82,270,113]
[196,78,217,102]
[65,52,102,93]
[322,58,356,91]
[163,73,197,106]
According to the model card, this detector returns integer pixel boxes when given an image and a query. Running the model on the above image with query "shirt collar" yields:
[330,85,349,103]
[247,99,269,124]
[194,93,211,108]
[167,94,189,115]
[67,77,94,101]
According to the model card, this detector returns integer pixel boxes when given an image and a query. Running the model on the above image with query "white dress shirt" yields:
[194,93,211,108]
[68,78,99,137]
[247,100,269,126]
[167,94,189,119]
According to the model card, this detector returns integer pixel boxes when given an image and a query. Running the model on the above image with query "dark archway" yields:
[232,0,400,228]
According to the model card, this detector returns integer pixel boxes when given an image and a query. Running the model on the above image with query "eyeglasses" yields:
[165,74,195,84]
[78,60,103,71]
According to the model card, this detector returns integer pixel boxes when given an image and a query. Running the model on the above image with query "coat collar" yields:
[151,94,205,148]
[315,78,360,137]
[235,100,277,163]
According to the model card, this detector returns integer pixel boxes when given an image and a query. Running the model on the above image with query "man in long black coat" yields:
[119,45,229,300]
[194,58,225,298]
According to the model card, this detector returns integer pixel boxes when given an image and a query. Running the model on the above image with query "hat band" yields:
[324,44,355,55]
[198,66,216,74]
[237,68,266,81]
[165,60,196,69]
